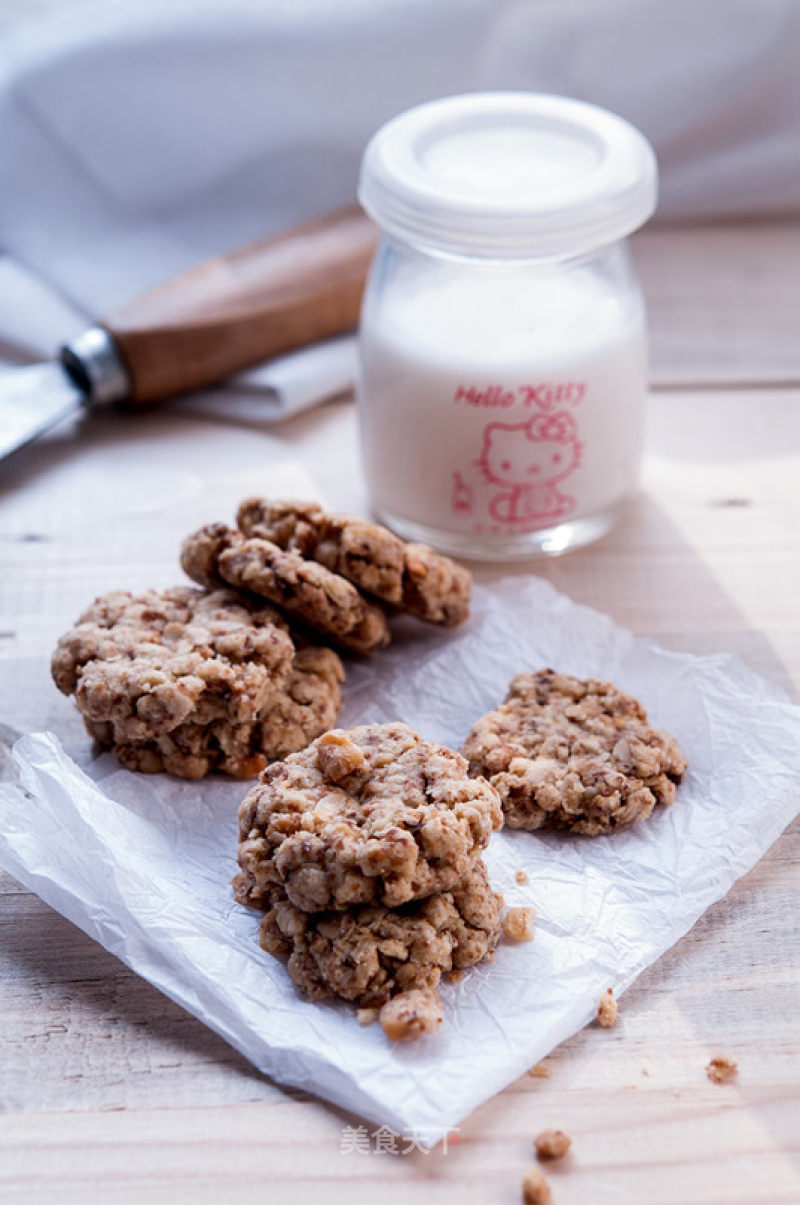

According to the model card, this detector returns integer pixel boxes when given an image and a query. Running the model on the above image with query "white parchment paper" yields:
[1,577,798,1142]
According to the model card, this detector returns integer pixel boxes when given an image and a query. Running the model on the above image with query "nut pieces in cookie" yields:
[462,669,687,835]
[105,644,344,779]
[235,721,504,912]
[257,859,502,1008]
[181,522,390,656]
[237,497,472,626]
[52,587,344,779]
[52,586,294,742]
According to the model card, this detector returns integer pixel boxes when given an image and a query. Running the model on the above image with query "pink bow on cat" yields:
[528,412,577,442]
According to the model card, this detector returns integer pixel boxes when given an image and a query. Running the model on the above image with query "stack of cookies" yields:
[51,499,473,779]
[180,497,472,654]
[233,721,506,1041]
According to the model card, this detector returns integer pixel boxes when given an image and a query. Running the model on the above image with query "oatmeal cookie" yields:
[462,669,687,835]
[88,644,344,780]
[52,586,295,744]
[237,498,472,626]
[235,721,504,912]
[181,523,390,656]
[257,859,501,1007]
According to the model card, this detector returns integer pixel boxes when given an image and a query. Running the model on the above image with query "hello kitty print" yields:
[450,380,585,530]
[478,411,581,523]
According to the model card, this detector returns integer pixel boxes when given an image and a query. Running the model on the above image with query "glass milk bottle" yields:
[356,92,657,559]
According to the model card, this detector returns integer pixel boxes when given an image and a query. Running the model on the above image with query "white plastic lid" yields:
[359,92,658,259]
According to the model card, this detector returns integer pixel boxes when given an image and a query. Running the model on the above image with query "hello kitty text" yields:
[453,381,586,410]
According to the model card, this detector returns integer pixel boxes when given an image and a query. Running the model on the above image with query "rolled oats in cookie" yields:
[255,859,502,1007]
[96,643,345,780]
[256,646,344,762]
[235,721,504,912]
[97,716,276,781]
[181,523,390,656]
[52,586,294,745]
[179,521,235,590]
[237,497,472,626]
[462,669,687,835]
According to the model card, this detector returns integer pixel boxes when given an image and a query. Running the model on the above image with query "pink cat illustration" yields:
[477,412,581,524]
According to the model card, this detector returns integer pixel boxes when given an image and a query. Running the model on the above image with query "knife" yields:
[0,206,378,462]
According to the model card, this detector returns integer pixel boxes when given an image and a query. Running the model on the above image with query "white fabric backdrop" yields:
[1,0,799,411]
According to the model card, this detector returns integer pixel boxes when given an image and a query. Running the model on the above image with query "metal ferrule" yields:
[59,327,131,406]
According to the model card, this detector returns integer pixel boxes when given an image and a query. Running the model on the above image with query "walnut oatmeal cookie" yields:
[181,523,390,656]
[256,859,502,1007]
[237,498,472,626]
[52,586,294,744]
[52,587,343,779]
[462,669,687,835]
[235,721,504,912]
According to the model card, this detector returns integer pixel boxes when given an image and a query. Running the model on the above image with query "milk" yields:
[357,259,647,555]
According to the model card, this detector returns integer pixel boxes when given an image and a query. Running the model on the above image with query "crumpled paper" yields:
[1,576,798,1143]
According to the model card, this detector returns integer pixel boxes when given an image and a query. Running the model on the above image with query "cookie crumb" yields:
[380,989,442,1043]
[706,1054,737,1084]
[522,1167,552,1205]
[447,970,463,984]
[641,1066,649,1077]
[597,988,617,1027]
[534,1128,571,1161]
[528,1063,551,1079]
[515,869,529,885]
[357,1008,378,1027]
[502,906,535,942]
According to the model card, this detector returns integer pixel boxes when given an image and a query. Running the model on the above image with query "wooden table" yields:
[1,222,798,1204]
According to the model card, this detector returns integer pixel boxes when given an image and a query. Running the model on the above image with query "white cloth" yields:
[1,0,799,419]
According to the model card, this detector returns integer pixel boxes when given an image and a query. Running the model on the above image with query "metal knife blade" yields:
[0,362,87,461]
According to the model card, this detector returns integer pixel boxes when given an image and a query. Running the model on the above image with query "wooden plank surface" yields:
[634,219,800,386]
[1,223,799,1204]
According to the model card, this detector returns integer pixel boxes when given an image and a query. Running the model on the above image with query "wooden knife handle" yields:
[101,206,379,404]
